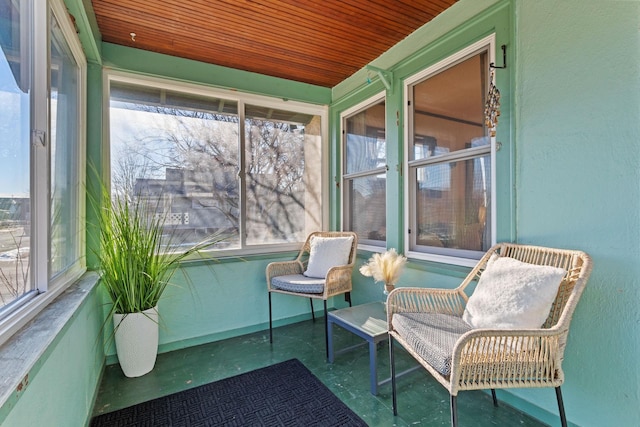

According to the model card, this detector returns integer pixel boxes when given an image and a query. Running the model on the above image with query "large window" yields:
[0,0,85,343]
[108,75,325,253]
[0,0,31,311]
[341,94,386,247]
[405,37,495,265]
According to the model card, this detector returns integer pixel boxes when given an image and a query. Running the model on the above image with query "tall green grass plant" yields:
[96,187,224,315]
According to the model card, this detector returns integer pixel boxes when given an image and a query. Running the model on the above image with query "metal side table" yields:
[327,301,389,395]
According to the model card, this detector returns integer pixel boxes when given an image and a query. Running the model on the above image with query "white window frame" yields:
[0,0,87,346]
[47,0,87,287]
[340,91,387,252]
[104,71,329,256]
[404,34,497,267]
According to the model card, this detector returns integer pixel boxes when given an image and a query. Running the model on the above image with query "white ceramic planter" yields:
[113,306,159,378]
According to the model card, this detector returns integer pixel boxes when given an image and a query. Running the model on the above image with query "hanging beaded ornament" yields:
[484,69,501,137]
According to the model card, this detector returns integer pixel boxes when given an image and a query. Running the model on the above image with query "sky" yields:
[0,50,29,198]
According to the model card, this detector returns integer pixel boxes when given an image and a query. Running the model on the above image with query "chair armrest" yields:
[266,260,304,289]
[386,287,468,329]
[324,264,354,297]
[449,327,567,392]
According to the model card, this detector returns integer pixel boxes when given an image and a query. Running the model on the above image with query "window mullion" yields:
[238,101,246,249]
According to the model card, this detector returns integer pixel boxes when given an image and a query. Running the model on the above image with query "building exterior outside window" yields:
[108,76,326,254]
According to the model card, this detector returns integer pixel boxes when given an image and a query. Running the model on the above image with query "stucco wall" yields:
[513,1,640,425]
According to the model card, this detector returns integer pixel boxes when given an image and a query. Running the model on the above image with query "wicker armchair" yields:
[267,231,358,358]
[388,243,592,427]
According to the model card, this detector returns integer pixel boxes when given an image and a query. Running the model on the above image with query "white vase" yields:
[113,306,159,378]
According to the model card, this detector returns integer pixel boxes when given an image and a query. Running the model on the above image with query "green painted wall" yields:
[1,284,104,427]
[147,255,328,356]
[511,1,640,425]
[64,0,102,63]
[101,43,331,105]
[85,62,104,269]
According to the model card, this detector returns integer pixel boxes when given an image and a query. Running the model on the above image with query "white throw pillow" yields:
[303,236,354,279]
[462,255,566,329]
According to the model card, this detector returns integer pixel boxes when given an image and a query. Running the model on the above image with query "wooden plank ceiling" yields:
[91,0,458,88]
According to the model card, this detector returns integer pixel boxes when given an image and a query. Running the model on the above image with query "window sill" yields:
[0,272,100,421]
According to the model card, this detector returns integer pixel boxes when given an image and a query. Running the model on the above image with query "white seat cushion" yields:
[392,312,472,376]
[271,274,325,294]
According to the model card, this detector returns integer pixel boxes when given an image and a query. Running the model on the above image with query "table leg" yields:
[327,318,335,363]
[369,338,378,395]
